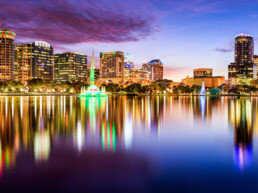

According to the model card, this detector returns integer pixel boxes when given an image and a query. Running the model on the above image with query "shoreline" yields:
[0,93,257,97]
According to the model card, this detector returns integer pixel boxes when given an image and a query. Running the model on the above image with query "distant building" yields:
[129,69,150,84]
[54,52,87,83]
[194,68,212,78]
[254,55,258,77]
[88,68,100,82]
[124,53,134,79]
[15,44,30,84]
[0,29,16,81]
[228,34,257,84]
[15,41,54,83]
[142,59,163,81]
[182,76,225,88]
[100,51,124,83]
[182,68,225,88]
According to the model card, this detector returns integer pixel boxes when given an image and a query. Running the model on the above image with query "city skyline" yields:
[1,0,258,81]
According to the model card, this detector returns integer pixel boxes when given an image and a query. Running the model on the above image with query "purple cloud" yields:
[215,48,233,53]
[0,0,160,44]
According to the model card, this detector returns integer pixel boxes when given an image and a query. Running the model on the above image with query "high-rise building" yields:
[228,34,257,84]
[30,41,54,81]
[100,51,124,83]
[15,41,54,83]
[0,29,16,81]
[54,52,87,83]
[124,53,134,79]
[15,44,30,84]
[142,59,163,81]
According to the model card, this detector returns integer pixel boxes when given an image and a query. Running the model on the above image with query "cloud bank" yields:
[0,0,160,44]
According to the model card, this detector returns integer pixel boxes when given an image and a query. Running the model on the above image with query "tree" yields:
[209,87,221,95]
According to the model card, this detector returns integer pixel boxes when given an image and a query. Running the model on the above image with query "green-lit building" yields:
[54,52,87,83]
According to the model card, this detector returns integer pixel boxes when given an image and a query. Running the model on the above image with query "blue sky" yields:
[1,0,258,81]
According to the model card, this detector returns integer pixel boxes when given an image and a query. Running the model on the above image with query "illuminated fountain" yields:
[200,81,206,96]
[80,50,107,97]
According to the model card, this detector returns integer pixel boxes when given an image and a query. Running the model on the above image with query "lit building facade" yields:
[124,53,134,79]
[15,44,30,84]
[15,41,54,83]
[100,51,124,83]
[54,52,87,83]
[30,41,54,81]
[0,29,16,81]
[129,69,150,84]
[182,76,225,88]
[228,34,257,84]
[182,68,225,88]
[254,55,258,77]
[194,68,212,78]
[142,59,163,81]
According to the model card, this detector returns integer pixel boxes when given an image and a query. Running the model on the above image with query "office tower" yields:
[54,52,87,83]
[100,51,124,83]
[124,53,134,79]
[0,29,16,81]
[194,68,212,78]
[15,44,30,84]
[228,34,257,83]
[15,41,54,83]
[30,41,54,81]
[142,59,163,81]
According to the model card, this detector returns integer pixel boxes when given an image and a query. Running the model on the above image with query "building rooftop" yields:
[34,41,51,48]
[148,59,163,64]
[235,33,252,38]
[0,29,16,35]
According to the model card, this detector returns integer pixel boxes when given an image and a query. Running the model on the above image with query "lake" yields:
[0,96,257,192]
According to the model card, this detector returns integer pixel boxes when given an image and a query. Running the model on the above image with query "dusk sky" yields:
[1,0,258,81]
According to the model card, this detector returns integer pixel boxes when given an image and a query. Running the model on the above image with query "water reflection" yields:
[228,98,254,170]
[0,96,257,180]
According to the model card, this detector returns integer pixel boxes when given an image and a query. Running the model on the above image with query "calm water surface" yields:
[0,96,257,192]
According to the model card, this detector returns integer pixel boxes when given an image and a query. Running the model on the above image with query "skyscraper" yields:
[15,44,30,84]
[142,59,163,81]
[228,34,257,83]
[30,41,54,81]
[0,29,16,81]
[15,41,54,83]
[100,51,124,83]
[54,52,87,83]
[124,53,134,79]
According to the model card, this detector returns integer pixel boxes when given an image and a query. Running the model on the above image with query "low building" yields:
[194,68,212,78]
[182,76,225,88]
[129,69,150,84]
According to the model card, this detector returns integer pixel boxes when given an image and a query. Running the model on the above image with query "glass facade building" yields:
[124,53,134,79]
[15,41,54,83]
[54,52,87,83]
[0,29,16,81]
[228,34,257,82]
[142,59,163,81]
